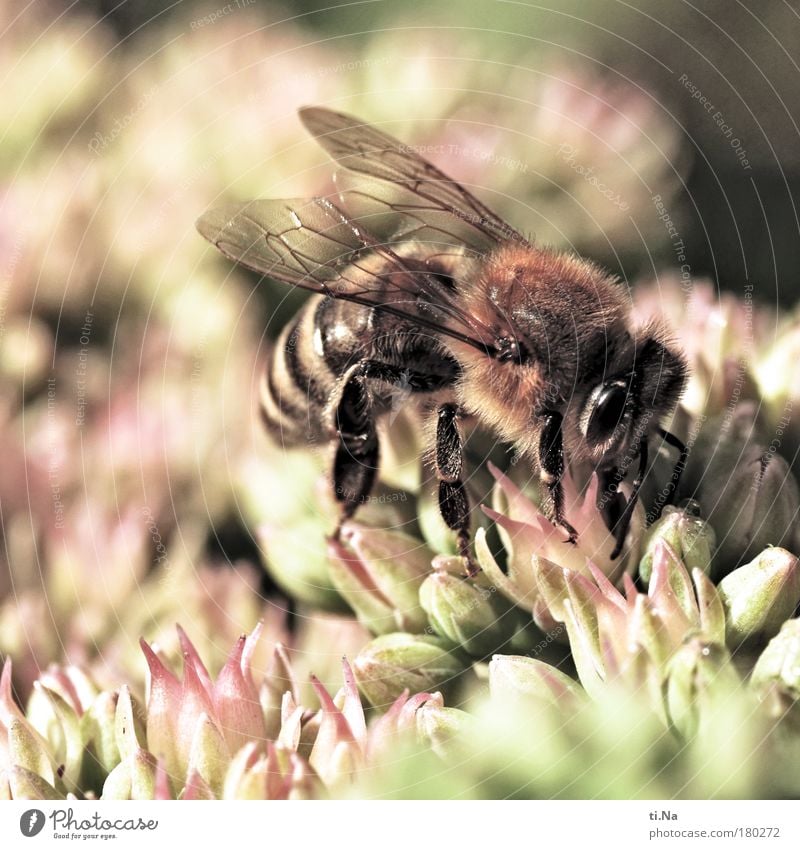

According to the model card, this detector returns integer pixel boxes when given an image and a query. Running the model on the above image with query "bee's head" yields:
[576,326,688,464]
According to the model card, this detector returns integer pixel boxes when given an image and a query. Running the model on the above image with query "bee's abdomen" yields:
[260,298,333,445]
[259,295,375,446]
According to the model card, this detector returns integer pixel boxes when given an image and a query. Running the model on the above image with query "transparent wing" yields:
[299,106,528,252]
[196,196,498,352]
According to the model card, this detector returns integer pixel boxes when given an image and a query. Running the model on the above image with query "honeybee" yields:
[197,107,689,575]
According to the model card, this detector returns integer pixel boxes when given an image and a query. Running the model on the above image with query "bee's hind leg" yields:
[330,368,380,538]
[435,403,479,578]
[330,360,457,540]
[538,411,579,544]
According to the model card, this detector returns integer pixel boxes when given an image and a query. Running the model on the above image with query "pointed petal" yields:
[186,713,230,798]
[562,600,605,698]
[8,718,55,785]
[9,765,63,800]
[534,558,571,621]
[140,639,181,775]
[177,651,217,773]
[177,626,212,695]
[214,635,265,753]
[587,561,626,610]
[693,568,726,645]
[488,461,544,525]
[340,658,367,743]
[0,659,25,725]
[182,769,216,800]
[154,757,172,800]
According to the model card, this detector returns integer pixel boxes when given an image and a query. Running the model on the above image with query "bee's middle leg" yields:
[435,403,478,577]
[538,411,578,544]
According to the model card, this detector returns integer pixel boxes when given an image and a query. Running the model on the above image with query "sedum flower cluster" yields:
[1,627,460,800]
[2,4,800,800]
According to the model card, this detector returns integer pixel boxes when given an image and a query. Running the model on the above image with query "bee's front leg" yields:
[538,411,579,544]
[435,403,479,578]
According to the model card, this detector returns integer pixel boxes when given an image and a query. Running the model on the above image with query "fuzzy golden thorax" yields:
[452,244,687,468]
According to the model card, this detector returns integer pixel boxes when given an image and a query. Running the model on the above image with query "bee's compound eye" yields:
[584,381,629,444]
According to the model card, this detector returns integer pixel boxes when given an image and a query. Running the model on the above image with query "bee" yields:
[197,107,689,576]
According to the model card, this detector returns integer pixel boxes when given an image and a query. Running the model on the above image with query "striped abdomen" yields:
[259,294,375,446]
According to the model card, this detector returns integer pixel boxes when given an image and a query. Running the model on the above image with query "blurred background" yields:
[2,0,800,693]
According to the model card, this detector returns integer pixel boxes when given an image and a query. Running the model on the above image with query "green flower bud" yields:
[352,633,469,708]
[488,655,586,709]
[751,618,800,731]
[244,451,414,613]
[268,744,325,800]
[129,749,159,801]
[718,548,800,647]
[186,713,229,799]
[684,404,800,577]
[665,638,741,739]
[752,618,800,697]
[261,644,297,741]
[327,525,431,635]
[101,760,131,800]
[81,691,121,780]
[639,503,715,584]
[419,566,526,657]
[30,685,84,796]
[7,717,55,786]
[415,704,471,758]
[7,766,63,800]
[114,686,146,761]
[256,518,346,612]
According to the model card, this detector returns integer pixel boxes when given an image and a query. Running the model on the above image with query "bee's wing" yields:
[299,107,528,252]
[196,196,497,352]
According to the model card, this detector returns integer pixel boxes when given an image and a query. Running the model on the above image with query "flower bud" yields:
[186,713,229,799]
[130,749,159,800]
[751,617,800,697]
[352,633,469,708]
[415,703,471,758]
[183,770,216,800]
[101,749,159,800]
[223,743,263,800]
[256,519,346,612]
[115,685,146,762]
[212,633,265,754]
[639,503,715,584]
[261,644,298,741]
[718,548,800,646]
[327,525,431,635]
[665,638,740,739]
[7,718,55,786]
[419,566,526,657]
[488,655,586,710]
[80,691,120,786]
[750,618,800,730]
[7,766,62,800]
[684,404,800,576]
[483,465,644,588]
[29,685,84,795]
